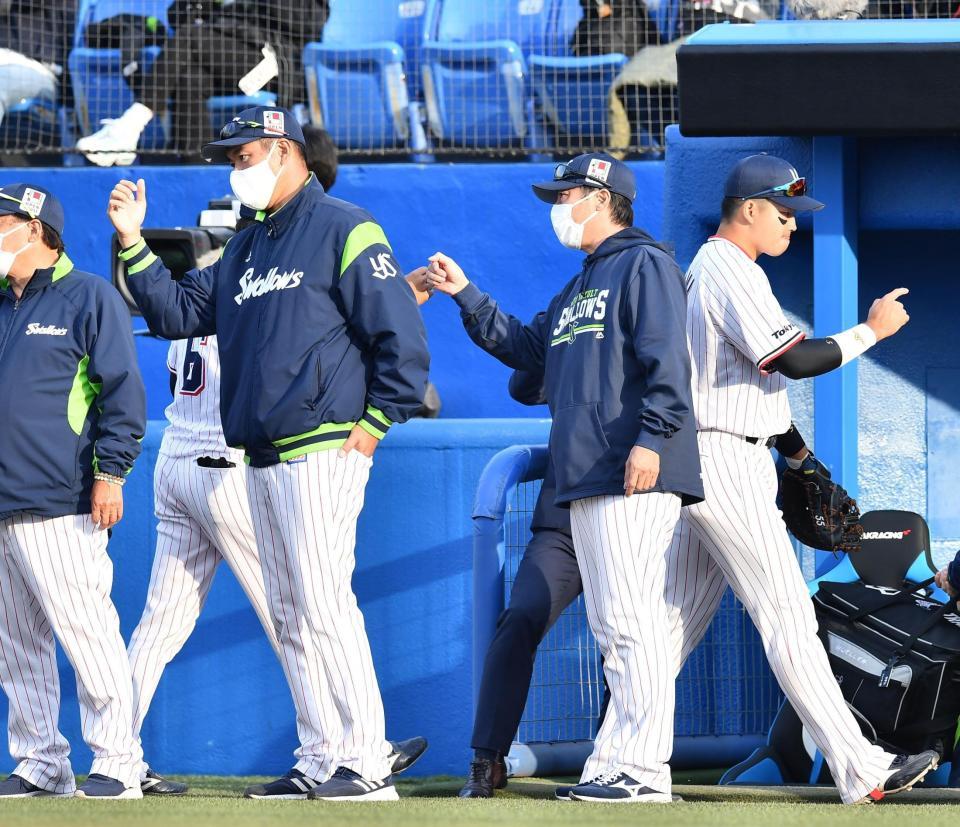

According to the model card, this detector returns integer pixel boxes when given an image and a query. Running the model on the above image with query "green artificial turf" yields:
[3,774,959,827]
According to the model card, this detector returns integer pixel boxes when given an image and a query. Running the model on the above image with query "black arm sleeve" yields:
[767,337,842,380]
[774,423,807,458]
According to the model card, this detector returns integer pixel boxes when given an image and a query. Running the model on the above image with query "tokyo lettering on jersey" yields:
[684,236,804,438]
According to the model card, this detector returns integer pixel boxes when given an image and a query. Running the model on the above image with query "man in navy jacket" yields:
[427,153,702,803]
[0,183,147,800]
[108,107,429,802]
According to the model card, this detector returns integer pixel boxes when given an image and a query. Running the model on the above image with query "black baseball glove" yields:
[781,454,863,553]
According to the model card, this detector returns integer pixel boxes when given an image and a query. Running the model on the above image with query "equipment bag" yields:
[813,578,960,753]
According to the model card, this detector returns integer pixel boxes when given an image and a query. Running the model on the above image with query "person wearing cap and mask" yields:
[660,154,932,805]
[424,153,703,803]
[0,184,147,799]
[107,107,429,802]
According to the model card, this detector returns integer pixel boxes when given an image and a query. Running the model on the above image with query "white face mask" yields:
[230,141,282,211]
[0,222,33,280]
[550,190,600,250]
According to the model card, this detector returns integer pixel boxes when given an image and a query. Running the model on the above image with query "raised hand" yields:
[107,178,147,248]
[866,287,909,341]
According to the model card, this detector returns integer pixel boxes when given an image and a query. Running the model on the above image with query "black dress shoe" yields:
[458,756,507,798]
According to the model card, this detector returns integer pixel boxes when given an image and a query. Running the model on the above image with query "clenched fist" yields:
[426,252,469,296]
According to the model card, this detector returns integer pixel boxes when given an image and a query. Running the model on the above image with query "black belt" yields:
[745,436,777,448]
[197,456,236,468]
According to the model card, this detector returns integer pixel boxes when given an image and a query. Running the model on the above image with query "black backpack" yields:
[813,577,960,753]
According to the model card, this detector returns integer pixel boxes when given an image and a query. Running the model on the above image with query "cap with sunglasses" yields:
[532,152,637,204]
[724,154,824,213]
[201,106,305,164]
[0,184,64,235]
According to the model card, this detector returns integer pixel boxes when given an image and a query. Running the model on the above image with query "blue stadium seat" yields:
[303,0,428,150]
[206,93,277,137]
[421,0,557,147]
[71,0,277,152]
[0,97,63,154]
[69,0,171,150]
[527,0,627,146]
[68,47,167,150]
[646,0,682,43]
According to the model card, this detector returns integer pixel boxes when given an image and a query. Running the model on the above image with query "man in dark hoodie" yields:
[426,153,702,804]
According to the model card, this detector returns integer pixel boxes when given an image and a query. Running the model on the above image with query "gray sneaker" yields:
[0,774,72,798]
[75,774,142,800]
[307,767,398,802]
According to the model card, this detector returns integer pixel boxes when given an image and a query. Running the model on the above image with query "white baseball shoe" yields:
[76,102,153,167]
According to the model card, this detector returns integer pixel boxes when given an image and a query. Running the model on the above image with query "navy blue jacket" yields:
[508,369,570,534]
[0,254,145,520]
[456,228,703,506]
[124,176,430,466]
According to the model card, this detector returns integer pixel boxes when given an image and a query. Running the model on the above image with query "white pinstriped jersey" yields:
[161,337,243,461]
[684,237,804,438]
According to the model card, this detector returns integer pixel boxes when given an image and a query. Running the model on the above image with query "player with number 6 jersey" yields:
[125,334,265,795]
[129,331,429,796]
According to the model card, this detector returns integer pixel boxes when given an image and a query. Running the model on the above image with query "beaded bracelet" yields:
[93,472,126,487]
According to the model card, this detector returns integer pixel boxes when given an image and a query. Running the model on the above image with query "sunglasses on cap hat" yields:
[741,177,807,200]
[553,162,608,190]
[219,118,290,140]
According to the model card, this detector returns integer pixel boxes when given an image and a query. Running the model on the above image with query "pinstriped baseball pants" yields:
[571,491,681,794]
[127,454,280,778]
[664,431,894,804]
[246,449,392,783]
[0,513,143,792]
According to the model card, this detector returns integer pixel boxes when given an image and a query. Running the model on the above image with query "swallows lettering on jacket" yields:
[234,266,304,305]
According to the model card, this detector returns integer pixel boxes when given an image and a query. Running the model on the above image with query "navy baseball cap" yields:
[532,153,637,204]
[0,184,64,235]
[202,106,305,164]
[724,154,824,212]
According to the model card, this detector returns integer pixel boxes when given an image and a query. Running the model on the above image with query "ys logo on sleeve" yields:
[368,252,398,280]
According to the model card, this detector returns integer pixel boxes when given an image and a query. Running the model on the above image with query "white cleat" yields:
[76,102,152,167]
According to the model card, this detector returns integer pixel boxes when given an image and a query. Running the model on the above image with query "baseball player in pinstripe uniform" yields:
[0,184,147,799]
[658,154,936,804]
[427,153,703,803]
[108,106,430,802]
[131,270,431,796]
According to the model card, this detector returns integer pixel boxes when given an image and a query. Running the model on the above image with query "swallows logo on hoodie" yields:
[234,266,304,305]
[550,288,609,346]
